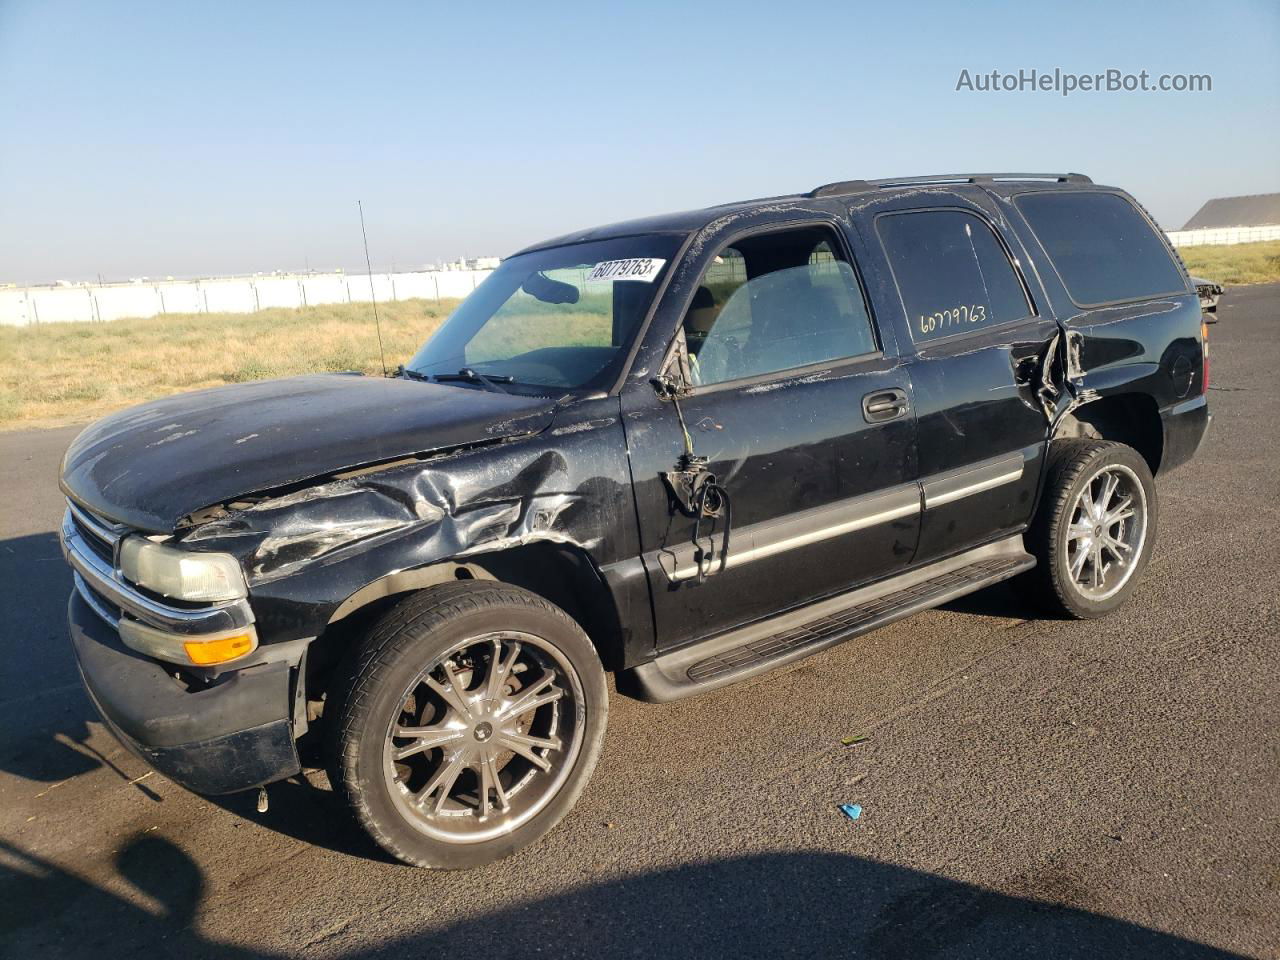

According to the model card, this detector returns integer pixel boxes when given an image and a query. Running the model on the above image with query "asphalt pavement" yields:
[1,286,1277,959]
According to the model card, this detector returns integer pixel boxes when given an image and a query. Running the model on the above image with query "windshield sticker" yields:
[586,258,666,283]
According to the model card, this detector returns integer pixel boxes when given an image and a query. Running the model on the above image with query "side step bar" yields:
[621,536,1034,703]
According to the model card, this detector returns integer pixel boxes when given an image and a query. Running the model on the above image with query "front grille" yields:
[71,512,115,563]
[67,500,124,565]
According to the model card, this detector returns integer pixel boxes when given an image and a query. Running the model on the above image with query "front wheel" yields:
[1024,439,1158,619]
[326,581,607,869]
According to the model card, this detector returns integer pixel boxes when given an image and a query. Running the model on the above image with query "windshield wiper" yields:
[434,368,514,393]
[395,365,432,382]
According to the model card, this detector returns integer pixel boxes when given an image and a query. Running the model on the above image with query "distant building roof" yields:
[1182,193,1280,230]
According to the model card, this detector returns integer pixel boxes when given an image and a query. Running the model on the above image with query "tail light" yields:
[1201,320,1210,393]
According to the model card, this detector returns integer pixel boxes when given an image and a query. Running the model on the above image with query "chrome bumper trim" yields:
[73,571,121,629]
[60,510,254,636]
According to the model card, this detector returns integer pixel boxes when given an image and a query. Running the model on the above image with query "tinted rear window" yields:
[876,210,1032,343]
[1015,192,1186,306]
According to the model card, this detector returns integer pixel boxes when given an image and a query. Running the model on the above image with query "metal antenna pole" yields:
[357,200,388,377]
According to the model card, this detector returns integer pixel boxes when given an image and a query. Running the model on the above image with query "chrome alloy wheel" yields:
[1064,463,1148,602]
[382,631,584,844]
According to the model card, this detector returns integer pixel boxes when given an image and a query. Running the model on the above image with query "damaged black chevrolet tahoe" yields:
[61,173,1211,868]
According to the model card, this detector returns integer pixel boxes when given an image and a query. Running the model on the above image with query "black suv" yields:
[60,173,1210,868]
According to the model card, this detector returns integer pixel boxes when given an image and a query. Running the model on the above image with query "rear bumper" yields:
[69,592,300,795]
[1159,394,1211,475]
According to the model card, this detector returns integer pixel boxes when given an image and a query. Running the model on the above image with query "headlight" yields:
[119,537,248,602]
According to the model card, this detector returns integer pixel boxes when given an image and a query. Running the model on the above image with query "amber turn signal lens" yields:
[183,633,257,665]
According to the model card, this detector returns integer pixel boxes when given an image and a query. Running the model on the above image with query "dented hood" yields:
[60,374,557,531]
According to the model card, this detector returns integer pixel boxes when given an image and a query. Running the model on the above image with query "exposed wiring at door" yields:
[691,473,731,583]
[651,372,732,580]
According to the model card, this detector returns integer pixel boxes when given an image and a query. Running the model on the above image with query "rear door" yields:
[854,198,1058,564]
[622,221,919,652]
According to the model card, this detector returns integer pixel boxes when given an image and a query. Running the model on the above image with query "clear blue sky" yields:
[2,0,1277,284]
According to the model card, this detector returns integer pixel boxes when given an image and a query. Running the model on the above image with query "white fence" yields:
[7,222,1280,327]
[0,269,494,327]
[1166,224,1280,247]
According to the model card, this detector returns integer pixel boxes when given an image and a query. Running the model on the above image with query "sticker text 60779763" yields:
[586,258,666,283]
[918,303,987,336]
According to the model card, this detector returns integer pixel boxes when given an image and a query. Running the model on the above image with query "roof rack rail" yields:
[869,172,1092,187]
[805,172,1091,199]
[805,179,874,199]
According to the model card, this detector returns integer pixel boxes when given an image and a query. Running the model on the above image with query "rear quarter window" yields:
[1015,191,1186,306]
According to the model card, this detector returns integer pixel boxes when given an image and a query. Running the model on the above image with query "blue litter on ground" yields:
[838,803,863,821]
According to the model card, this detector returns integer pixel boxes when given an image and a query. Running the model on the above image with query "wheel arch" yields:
[1053,392,1164,475]
[318,542,628,674]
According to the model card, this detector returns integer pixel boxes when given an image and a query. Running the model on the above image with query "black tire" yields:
[1023,439,1158,619]
[326,581,607,869]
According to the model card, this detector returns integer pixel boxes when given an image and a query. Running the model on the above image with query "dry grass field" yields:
[1180,239,1280,285]
[2,240,1276,431]
[0,298,458,429]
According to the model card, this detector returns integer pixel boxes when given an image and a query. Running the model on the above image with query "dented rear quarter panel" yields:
[993,185,1207,439]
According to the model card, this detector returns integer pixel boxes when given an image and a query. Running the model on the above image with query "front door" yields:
[623,223,920,652]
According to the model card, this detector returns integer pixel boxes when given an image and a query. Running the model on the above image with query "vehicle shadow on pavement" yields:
[940,577,1052,622]
[0,835,1245,959]
[207,774,397,864]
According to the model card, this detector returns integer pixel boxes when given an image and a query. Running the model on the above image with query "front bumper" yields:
[60,503,299,795]
[69,591,300,794]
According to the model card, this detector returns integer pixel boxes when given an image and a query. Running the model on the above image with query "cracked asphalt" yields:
[1,285,1276,959]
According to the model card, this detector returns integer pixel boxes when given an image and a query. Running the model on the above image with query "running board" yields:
[621,536,1034,703]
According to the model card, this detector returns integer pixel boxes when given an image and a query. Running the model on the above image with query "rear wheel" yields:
[327,581,607,868]
[1024,439,1158,619]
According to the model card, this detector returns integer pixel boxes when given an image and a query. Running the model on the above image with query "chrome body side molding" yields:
[652,450,1031,583]
[921,452,1027,510]
[656,483,921,583]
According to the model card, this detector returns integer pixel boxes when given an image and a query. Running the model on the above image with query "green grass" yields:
[1179,240,1280,286]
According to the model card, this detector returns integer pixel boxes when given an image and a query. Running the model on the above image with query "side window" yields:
[877,210,1032,344]
[682,227,877,386]
[1015,191,1186,306]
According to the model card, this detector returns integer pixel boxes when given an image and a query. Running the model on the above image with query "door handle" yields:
[862,388,909,423]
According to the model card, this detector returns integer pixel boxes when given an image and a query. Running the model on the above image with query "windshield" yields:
[407,235,683,392]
